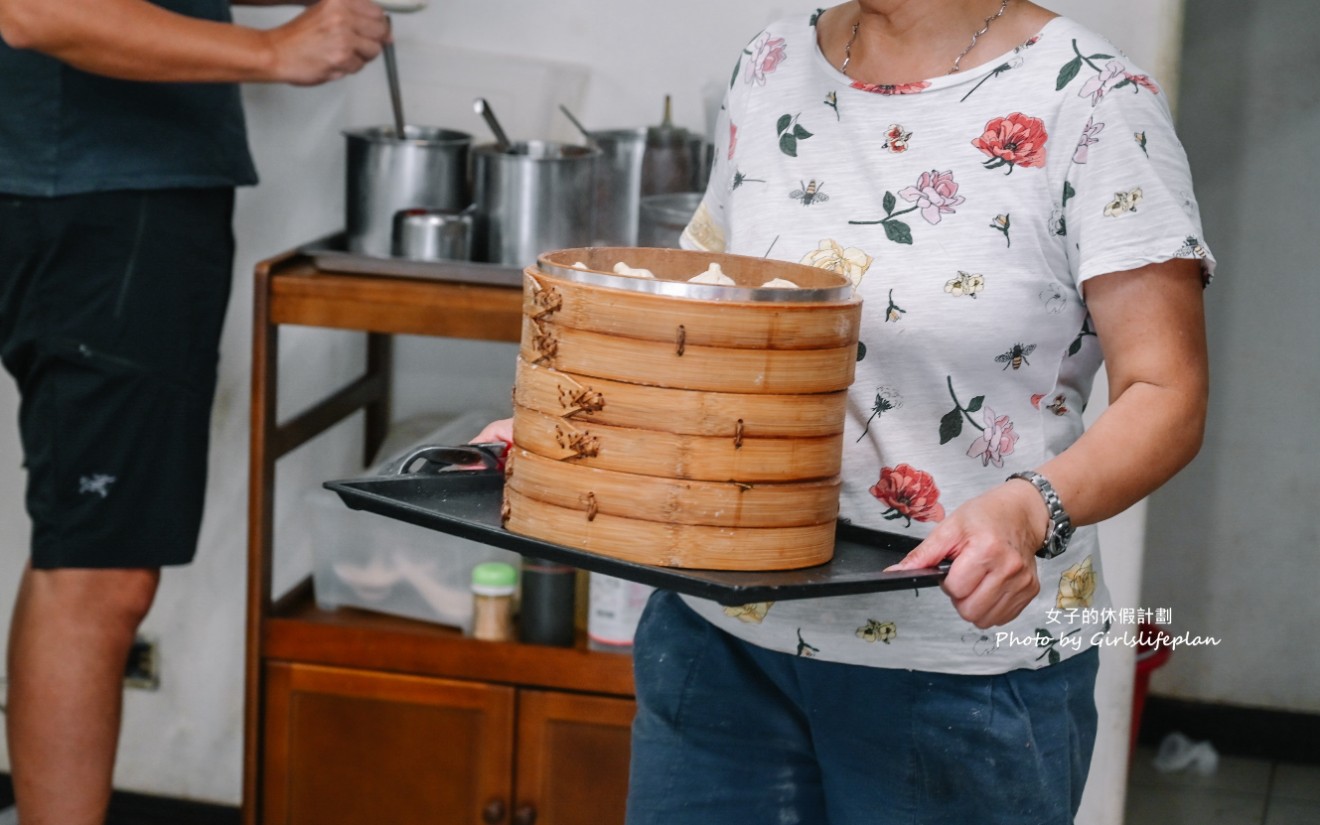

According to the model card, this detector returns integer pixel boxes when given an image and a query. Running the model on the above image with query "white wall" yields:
[1142,0,1320,715]
[0,1,1186,817]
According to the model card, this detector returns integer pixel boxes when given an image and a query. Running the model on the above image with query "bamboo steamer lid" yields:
[505,246,862,571]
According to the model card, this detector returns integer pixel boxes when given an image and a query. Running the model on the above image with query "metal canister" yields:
[471,140,599,266]
[344,126,472,257]
[589,128,646,246]
[391,207,473,261]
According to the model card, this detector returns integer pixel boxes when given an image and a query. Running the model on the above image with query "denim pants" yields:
[626,590,1099,825]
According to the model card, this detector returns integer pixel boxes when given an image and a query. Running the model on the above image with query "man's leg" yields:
[6,564,160,825]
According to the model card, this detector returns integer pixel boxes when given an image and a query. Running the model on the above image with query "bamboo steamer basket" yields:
[504,246,862,571]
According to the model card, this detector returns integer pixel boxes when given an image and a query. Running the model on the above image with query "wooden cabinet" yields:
[245,249,636,825]
[515,690,635,825]
[262,664,514,825]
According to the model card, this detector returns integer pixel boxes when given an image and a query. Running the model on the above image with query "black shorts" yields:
[0,188,235,569]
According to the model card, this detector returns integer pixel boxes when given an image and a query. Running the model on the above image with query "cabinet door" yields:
[264,662,515,825]
[514,689,636,825]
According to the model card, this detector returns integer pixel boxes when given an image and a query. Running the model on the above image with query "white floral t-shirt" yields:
[679,13,1214,674]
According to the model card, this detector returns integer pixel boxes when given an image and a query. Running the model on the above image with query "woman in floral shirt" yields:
[626,1,1213,823]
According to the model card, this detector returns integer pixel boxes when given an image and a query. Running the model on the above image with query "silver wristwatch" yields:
[1007,470,1074,559]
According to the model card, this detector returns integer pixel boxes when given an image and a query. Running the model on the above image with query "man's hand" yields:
[263,0,389,86]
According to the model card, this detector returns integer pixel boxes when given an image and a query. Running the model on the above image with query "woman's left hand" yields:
[887,480,1048,628]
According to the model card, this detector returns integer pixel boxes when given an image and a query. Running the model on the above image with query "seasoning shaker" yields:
[519,557,577,647]
[470,561,517,642]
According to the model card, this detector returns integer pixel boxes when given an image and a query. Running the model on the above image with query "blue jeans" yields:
[626,590,1099,825]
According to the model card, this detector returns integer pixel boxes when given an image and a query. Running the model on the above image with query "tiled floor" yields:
[1126,746,1320,825]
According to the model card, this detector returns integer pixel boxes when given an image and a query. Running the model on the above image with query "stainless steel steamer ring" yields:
[536,247,854,303]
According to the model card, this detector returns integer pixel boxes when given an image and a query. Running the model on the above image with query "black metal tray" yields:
[324,448,946,605]
[299,232,524,288]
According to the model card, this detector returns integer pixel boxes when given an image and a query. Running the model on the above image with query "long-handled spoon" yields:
[557,104,597,148]
[382,17,406,138]
[473,97,513,152]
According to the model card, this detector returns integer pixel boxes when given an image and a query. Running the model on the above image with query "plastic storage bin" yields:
[311,410,520,633]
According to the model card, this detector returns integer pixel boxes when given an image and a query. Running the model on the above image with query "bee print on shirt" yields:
[789,179,829,205]
[995,342,1037,370]
[1176,235,1209,259]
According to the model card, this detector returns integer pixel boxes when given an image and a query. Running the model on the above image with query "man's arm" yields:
[0,0,388,85]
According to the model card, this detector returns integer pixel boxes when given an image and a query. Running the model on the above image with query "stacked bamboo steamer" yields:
[503,247,862,571]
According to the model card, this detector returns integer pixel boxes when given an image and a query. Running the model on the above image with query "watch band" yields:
[1007,470,1074,559]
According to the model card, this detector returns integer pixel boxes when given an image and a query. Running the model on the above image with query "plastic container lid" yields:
[471,561,518,596]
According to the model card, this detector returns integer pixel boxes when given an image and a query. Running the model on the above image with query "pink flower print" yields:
[744,33,787,86]
[972,112,1048,172]
[1079,60,1126,106]
[965,406,1019,468]
[728,122,738,160]
[1072,116,1104,164]
[898,169,965,225]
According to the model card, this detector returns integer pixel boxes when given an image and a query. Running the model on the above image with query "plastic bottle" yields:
[519,558,577,647]
[588,573,655,651]
[470,562,517,642]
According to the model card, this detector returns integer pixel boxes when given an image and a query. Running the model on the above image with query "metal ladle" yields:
[473,97,512,153]
[382,17,407,138]
[557,104,598,149]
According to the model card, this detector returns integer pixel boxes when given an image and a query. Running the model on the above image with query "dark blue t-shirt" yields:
[0,0,259,196]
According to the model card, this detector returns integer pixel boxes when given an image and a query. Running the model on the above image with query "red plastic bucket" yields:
[1131,623,1173,755]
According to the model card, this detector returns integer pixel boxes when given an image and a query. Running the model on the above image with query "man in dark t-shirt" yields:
[0,1,389,821]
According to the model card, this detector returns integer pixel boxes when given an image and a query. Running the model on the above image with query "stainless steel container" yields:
[391,207,473,261]
[638,192,703,249]
[590,128,646,246]
[345,126,472,257]
[472,141,599,266]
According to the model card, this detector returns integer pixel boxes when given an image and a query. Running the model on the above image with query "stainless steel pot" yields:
[345,126,472,257]
[590,128,647,246]
[638,192,703,249]
[472,141,599,266]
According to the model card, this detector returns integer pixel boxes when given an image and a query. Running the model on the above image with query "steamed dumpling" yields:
[572,261,590,269]
[688,262,736,286]
[613,262,656,279]
[760,278,800,288]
